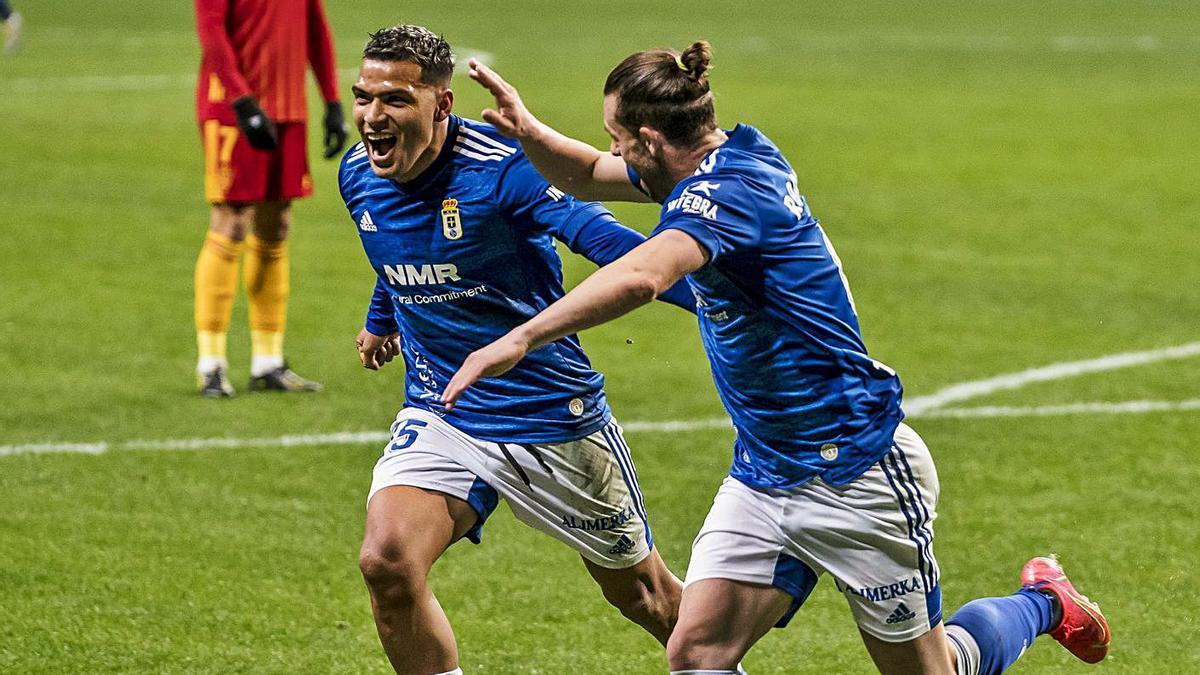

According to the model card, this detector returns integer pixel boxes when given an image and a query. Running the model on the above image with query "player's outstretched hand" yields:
[232,96,278,150]
[357,328,400,370]
[323,101,349,159]
[441,335,529,410]
[468,58,538,140]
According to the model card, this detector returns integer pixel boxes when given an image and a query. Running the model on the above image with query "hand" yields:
[441,335,530,410]
[468,58,539,140]
[356,329,400,370]
[232,96,278,150]
[322,101,348,159]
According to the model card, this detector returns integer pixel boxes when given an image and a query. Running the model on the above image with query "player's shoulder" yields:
[337,141,376,204]
[338,141,373,188]
[450,117,524,167]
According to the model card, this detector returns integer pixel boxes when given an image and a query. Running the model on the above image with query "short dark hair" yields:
[362,25,454,86]
[603,41,716,145]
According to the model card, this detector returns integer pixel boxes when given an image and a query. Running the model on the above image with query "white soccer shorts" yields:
[684,423,942,642]
[368,407,654,569]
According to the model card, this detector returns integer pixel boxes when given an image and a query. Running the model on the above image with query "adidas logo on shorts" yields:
[608,534,636,555]
[886,602,917,624]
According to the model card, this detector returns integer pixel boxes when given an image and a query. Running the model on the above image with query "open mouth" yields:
[365,133,397,165]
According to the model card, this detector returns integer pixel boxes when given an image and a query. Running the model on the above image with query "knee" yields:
[358,541,428,604]
[252,202,291,241]
[667,619,739,667]
[666,628,731,670]
[603,571,678,625]
[209,204,252,241]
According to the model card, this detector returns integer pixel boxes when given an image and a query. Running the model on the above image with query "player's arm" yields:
[306,0,347,158]
[469,59,650,204]
[441,230,707,408]
[194,0,276,149]
[358,279,400,370]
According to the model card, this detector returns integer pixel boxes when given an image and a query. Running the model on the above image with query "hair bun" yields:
[679,41,712,82]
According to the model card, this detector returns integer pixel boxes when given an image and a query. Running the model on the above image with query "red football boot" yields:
[1021,556,1111,664]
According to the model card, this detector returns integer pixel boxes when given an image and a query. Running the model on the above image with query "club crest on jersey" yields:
[441,199,463,240]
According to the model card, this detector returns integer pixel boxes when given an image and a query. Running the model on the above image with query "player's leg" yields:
[666,475,817,671]
[858,624,956,674]
[359,485,478,675]
[582,547,681,645]
[244,121,319,391]
[195,112,268,395]
[194,202,254,396]
[360,411,503,674]
[935,555,1108,675]
[243,199,318,391]
[667,578,793,671]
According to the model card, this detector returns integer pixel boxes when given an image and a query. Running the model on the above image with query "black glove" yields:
[323,101,349,159]
[232,96,278,151]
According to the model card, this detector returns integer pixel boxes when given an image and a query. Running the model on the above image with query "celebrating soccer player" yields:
[192,0,348,396]
[445,43,1111,674]
[340,26,700,675]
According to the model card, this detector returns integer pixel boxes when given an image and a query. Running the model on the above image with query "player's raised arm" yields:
[441,229,707,409]
[469,59,650,203]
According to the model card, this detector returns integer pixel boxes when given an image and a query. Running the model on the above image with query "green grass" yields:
[2,0,1198,672]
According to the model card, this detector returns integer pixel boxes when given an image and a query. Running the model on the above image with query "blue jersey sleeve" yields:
[364,278,398,335]
[652,175,761,263]
[497,154,695,312]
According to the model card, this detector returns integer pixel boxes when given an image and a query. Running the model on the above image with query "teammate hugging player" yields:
[340,26,700,675]
[445,43,1111,674]
[192,0,348,396]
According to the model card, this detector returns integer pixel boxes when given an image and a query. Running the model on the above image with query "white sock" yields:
[251,354,284,377]
[432,669,462,675]
[945,624,981,675]
[196,356,227,375]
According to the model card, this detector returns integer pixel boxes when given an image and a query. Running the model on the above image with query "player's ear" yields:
[638,126,666,158]
[433,87,454,122]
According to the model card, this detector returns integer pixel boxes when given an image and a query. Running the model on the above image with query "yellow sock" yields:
[244,234,289,371]
[194,231,243,372]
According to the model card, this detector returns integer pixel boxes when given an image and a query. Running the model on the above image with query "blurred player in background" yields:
[447,43,1111,675]
[0,0,21,54]
[341,26,700,675]
[192,0,348,396]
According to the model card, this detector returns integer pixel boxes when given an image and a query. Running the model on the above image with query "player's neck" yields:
[668,128,727,184]
[396,118,450,184]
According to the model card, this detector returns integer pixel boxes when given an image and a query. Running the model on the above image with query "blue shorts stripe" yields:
[894,446,937,587]
[602,424,653,548]
[880,451,930,592]
[887,449,935,593]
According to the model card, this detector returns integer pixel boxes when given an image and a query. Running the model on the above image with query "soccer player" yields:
[445,43,1112,674]
[341,26,698,674]
[192,0,348,396]
[0,0,21,54]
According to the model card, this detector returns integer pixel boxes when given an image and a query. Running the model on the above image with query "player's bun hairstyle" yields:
[363,25,455,86]
[603,41,716,145]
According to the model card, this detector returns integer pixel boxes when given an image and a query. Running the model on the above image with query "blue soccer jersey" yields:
[341,115,694,444]
[630,124,905,488]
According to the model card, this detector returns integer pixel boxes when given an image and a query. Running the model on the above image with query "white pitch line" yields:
[0,50,494,96]
[904,342,1200,416]
[923,399,1200,419]
[4,341,1200,458]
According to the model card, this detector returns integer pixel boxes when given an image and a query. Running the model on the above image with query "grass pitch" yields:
[2,1,1198,672]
